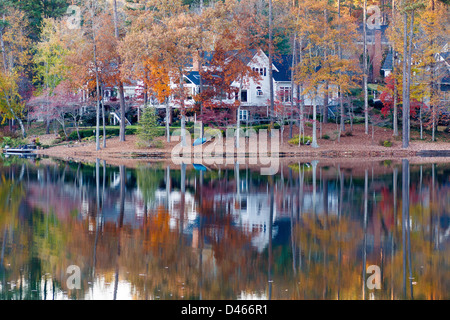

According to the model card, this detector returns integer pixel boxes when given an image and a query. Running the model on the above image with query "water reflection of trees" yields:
[0,158,448,300]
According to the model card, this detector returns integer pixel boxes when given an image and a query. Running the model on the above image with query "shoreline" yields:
[35,138,450,170]
[31,123,450,169]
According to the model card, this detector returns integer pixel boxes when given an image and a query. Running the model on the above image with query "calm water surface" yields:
[0,157,448,300]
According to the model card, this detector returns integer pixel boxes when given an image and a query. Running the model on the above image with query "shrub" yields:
[152,140,164,149]
[341,130,354,137]
[380,140,393,147]
[1,137,29,148]
[288,135,312,145]
[322,133,330,140]
[67,127,138,141]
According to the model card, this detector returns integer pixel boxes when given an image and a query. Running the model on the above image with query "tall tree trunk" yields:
[268,0,275,130]
[430,0,436,142]
[0,13,7,74]
[91,5,101,151]
[166,99,171,142]
[392,0,399,136]
[290,33,296,140]
[363,0,369,134]
[323,8,328,125]
[402,7,414,148]
[114,0,126,142]
[236,78,244,149]
[338,0,345,134]
[406,10,414,144]
[298,38,304,144]
[323,82,329,127]
[179,70,186,147]
[311,91,319,148]
[101,84,106,148]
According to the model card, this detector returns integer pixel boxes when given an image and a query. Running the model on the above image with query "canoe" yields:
[193,163,208,172]
[193,137,207,146]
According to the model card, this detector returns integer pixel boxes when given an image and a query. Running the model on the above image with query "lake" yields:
[0,156,448,300]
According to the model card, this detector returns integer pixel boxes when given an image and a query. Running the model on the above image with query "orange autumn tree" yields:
[120,1,201,146]
[144,57,172,141]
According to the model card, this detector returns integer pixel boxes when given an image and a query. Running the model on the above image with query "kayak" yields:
[193,164,208,172]
[193,137,207,146]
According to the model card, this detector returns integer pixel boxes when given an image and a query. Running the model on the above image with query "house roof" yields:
[441,52,450,61]
[382,52,393,71]
[185,71,201,85]
[273,55,294,82]
[189,49,258,68]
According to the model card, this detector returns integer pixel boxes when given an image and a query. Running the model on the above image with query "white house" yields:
[147,48,339,122]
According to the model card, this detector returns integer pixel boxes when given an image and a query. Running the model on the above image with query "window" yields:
[256,86,264,97]
[239,109,249,121]
[252,67,266,76]
[241,90,248,102]
[279,86,291,102]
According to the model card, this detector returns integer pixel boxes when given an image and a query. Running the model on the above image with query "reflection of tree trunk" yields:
[298,162,304,271]
[199,166,204,300]
[289,168,296,275]
[323,175,328,216]
[404,160,413,300]
[180,163,186,239]
[362,169,368,300]
[114,165,126,300]
[166,165,171,210]
[312,161,318,216]
[391,166,398,299]
[93,159,100,278]
[1,227,6,269]
[119,165,125,228]
[337,166,344,300]
[268,179,274,300]
[402,159,408,298]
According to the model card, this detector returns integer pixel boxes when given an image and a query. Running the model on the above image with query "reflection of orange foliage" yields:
[142,205,174,254]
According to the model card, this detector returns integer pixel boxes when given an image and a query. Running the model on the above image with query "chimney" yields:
[192,53,200,72]
[373,28,382,81]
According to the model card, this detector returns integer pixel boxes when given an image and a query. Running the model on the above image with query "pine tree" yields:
[137,107,159,147]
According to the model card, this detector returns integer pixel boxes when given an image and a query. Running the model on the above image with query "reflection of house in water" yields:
[138,170,341,253]
[153,189,198,231]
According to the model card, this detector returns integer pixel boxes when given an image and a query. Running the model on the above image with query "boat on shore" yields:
[2,145,37,154]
